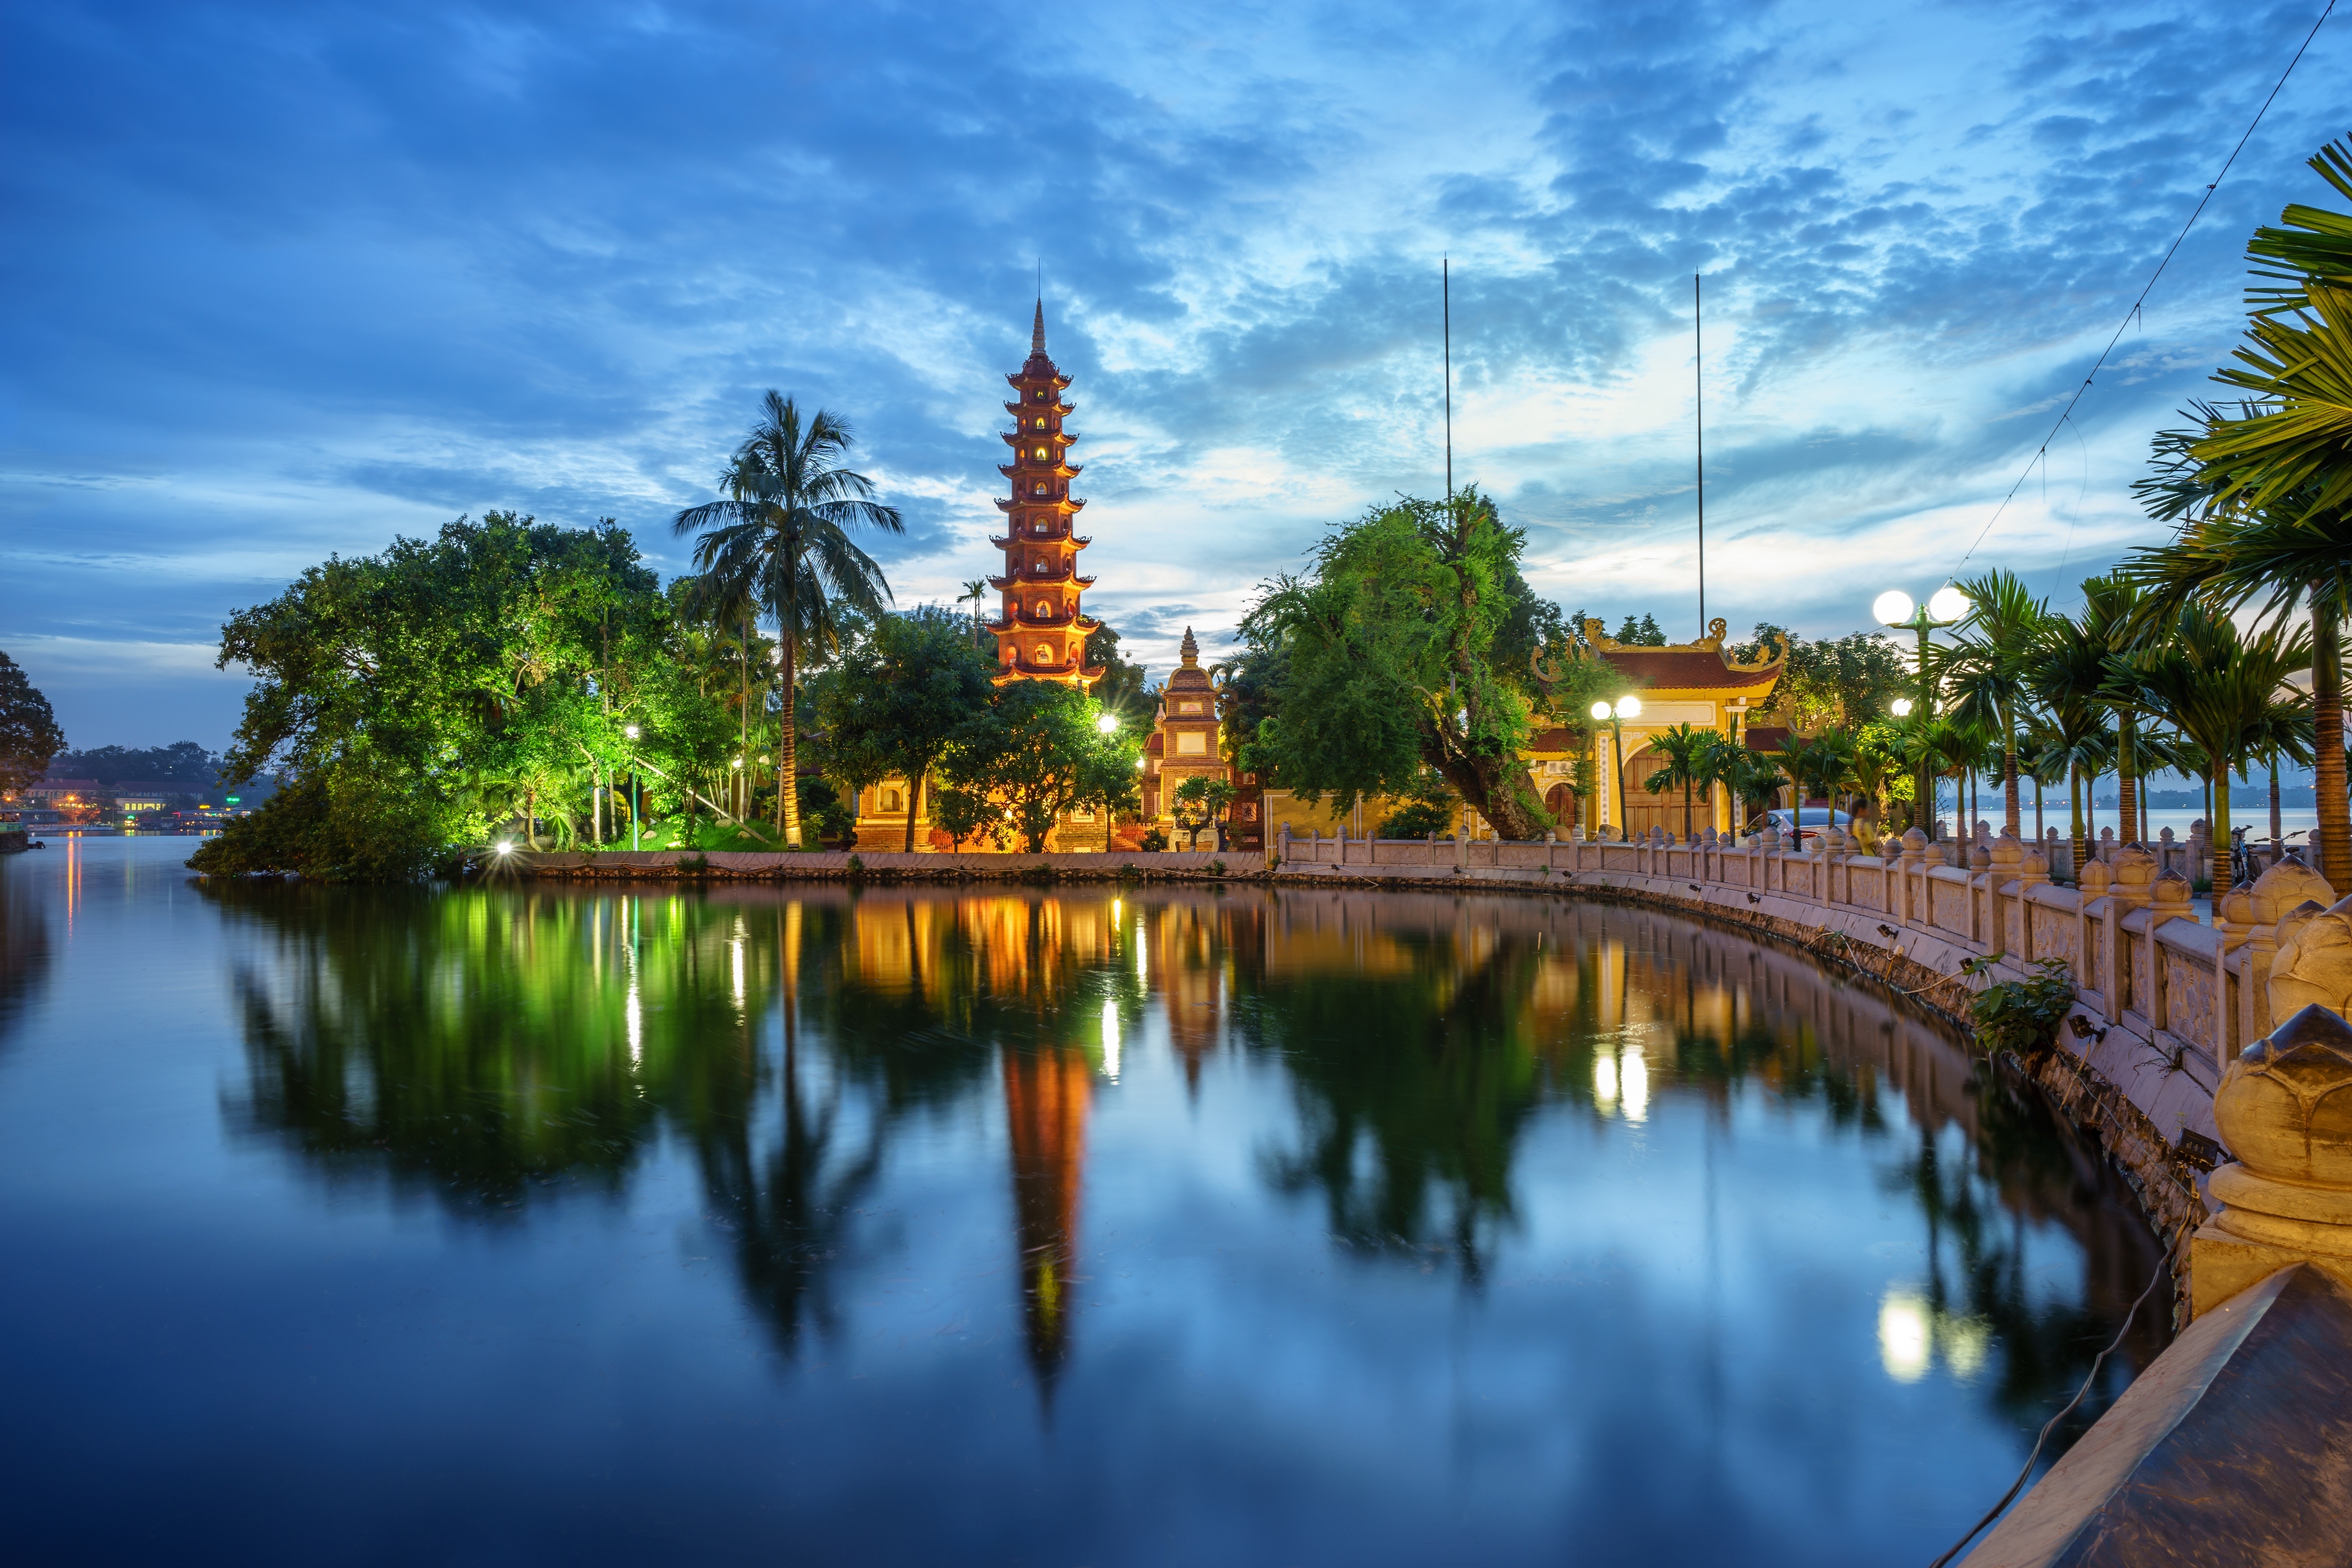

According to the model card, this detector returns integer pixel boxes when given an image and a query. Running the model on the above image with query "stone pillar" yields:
[1990,830,2024,955]
[2079,855,2114,1011]
[1275,820,1290,870]
[2214,883,2256,1065]
[2099,825,2118,865]
[1899,826,1926,926]
[2107,846,2157,1018]
[2191,1003,2352,1316]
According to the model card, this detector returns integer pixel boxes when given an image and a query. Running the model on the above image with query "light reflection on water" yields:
[0,840,2170,1566]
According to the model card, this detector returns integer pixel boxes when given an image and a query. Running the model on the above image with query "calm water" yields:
[0,839,2169,1566]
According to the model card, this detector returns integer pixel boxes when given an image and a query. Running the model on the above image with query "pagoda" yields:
[989,302,1102,688]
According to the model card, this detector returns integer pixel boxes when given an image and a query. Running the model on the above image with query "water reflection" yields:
[0,862,53,1051]
[199,878,2169,1461]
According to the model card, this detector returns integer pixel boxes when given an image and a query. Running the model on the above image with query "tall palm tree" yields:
[2029,593,2114,869]
[2125,604,2310,887]
[959,578,991,648]
[1940,570,2047,837]
[674,393,902,848]
[2125,141,2352,895]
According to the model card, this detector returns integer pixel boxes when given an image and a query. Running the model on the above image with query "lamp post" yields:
[1873,586,1969,843]
[623,725,641,851]
[1096,710,1120,851]
[1589,695,1642,841]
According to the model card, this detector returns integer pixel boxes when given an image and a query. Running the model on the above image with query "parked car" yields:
[1761,807,1853,841]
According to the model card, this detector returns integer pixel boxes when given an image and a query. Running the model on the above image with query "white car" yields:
[1762,807,1854,841]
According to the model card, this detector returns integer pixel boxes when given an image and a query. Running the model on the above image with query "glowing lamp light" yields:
[731,758,743,770]
[1878,1290,1931,1383]
[1590,700,1611,720]
[1890,697,1914,717]
[1096,713,1119,735]
[1928,585,1971,623]
[1133,758,1145,770]
[1615,695,1641,720]
[495,840,513,855]
[1872,590,1915,627]
[623,724,640,740]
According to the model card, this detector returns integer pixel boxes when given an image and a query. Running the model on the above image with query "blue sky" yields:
[3,0,2347,751]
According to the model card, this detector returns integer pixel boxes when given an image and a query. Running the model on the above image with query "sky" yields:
[3,0,2348,753]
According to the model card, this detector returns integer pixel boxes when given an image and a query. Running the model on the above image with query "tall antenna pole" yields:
[1694,271,1705,637]
[1443,257,1454,506]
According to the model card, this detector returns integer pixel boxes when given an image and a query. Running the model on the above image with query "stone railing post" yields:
[2106,845,2156,1016]
[1822,826,1847,906]
[1967,840,1994,946]
[2191,1003,2352,1316]
[2145,868,2194,1035]
[2078,855,2113,1010]
[2018,841,2049,960]
[1277,821,1291,869]
[1899,827,1926,926]
[1455,823,1468,872]
[2098,826,2117,865]
[1989,830,2024,953]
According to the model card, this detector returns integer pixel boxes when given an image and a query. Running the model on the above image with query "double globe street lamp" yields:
[1872,586,1969,843]
[1589,695,1642,841]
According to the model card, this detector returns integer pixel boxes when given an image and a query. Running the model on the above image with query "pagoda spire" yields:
[989,302,1099,689]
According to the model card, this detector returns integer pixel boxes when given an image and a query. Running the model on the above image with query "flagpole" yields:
[1695,271,1705,637]
[1443,257,1454,505]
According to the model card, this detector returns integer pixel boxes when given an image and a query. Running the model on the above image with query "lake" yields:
[0,838,2171,1566]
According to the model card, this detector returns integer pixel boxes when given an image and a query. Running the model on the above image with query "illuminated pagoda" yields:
[988,301,1102,688]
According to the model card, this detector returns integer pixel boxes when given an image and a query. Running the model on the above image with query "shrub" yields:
[1378,800,1453,840]
[1139,827,1170,853]
[187,772,446,881]
[1962,954,2075,1058]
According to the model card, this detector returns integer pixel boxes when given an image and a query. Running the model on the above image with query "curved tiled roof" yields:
[1595,647,1784,690]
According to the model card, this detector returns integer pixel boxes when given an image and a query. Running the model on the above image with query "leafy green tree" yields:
[1084,621,1153,725]
[1240,489,1552,838]
[0,651,65,794]
[928,784,1005,851]
[816,608,997,852]
[1612,614,1667,646]
[1733,625,1907,730]
[951,681,1137,852]
[198,514,659,879]
[673,392,902,848]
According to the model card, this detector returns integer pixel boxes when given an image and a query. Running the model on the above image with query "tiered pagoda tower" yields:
[989,303,1102,688]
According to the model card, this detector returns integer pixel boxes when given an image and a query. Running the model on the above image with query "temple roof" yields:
[1534,616,1785,694]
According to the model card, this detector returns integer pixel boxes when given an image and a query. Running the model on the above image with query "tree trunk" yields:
[2118,713,2138,845]
[2212,771,2230,891]
[778,632,802,849]
[1433,752,1552,840]
[2070,763,2085,877]
[2270,746,2284,848]
[739,619,751,826]
[902,765,925,854]
[524,784,537,851]
[2314,592,2347,898]
[2001,699,2020,835]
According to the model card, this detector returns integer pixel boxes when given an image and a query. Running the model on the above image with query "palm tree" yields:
[673,393,902,848]
[1642,722,1713,840]
[2124,141,2352,894]
[2125,604,2310,887]
[1940,570,2047,837]
[959,578,991,648]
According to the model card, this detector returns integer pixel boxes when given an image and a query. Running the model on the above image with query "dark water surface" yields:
[0,838,2170,1566]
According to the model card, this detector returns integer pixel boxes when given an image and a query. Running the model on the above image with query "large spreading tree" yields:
[1239,488,1556,840]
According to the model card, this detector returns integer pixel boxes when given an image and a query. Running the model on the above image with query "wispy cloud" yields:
[3,0,2345,742]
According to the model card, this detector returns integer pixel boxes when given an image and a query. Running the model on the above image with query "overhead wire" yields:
[1951,0,2336,574]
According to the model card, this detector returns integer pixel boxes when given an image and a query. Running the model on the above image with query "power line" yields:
[1952,0,2335,574]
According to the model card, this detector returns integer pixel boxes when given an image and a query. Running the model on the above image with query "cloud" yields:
[4,0,2348,739]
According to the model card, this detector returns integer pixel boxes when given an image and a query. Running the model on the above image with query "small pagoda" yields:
[989,302,1102,688]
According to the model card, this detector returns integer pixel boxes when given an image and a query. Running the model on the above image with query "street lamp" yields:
[1095,712,1119,735]
[623,724,641,851]
[1590,695,1642,841]
[1875,586,1969,842]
